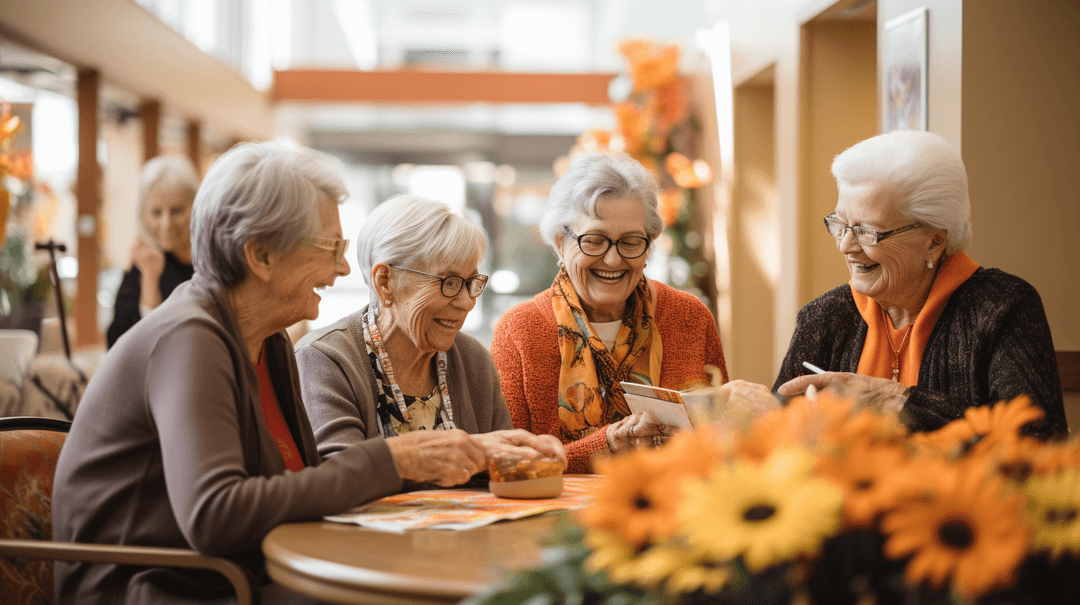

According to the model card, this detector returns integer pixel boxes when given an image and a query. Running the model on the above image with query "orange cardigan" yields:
[490,281,728,473]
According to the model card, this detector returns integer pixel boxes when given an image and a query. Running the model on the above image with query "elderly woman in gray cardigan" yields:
[295,194,565,477]
[52,144,510,605]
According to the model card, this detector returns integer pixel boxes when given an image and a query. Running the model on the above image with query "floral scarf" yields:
[552,268,663,442]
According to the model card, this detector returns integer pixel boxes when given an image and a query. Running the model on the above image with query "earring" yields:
[927,261,934,269]
[383,299,392,306]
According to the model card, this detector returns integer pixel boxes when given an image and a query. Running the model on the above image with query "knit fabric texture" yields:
[491,281,728,473]
[773,267,1067,439]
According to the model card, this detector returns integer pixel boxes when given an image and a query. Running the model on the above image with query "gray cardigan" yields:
[294,307,512,458]
[52,275,404,605]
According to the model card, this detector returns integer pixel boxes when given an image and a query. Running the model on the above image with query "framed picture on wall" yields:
[882,7,928,132]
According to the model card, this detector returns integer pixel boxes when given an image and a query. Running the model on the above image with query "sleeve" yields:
[772,304,815,392]
[486,356,514,431]
[696,301,728,383]
[491,315,610,474]
[106,268,143,348]
[147,322,402,556]
[903,289,1067,439]
[294,343,371,459]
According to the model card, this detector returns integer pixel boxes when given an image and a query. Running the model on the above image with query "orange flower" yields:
[578,129,613,154]
[613,103,651,155]
[657,188,681,226]
[920,396,1045,457]
[881,456,1029,599]
[618,39,680,92]
[664,152,713,188]
[735,391,855,463]
[817,440,909,528]
[579,446,696,547]
[822,407,907,450]
[655,77,690,133]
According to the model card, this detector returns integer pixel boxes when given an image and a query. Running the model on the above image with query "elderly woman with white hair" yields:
[491,153,728,474]
[107,155,199,347]
[772,130,1066,437]
[295,194,565,479]
[52,144,493,605]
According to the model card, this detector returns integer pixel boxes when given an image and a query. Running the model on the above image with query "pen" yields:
[802,361,826,374]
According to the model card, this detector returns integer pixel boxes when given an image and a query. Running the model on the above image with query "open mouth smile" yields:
[591,269,627,282]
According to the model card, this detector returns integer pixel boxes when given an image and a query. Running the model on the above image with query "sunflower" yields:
[816,440,909,528]
[822,407,907,450]
[881,457,1029,599]
[735,391,855,463]
[578,446,690,547]
[1025,469,1080,560]
[919,396,1045,458]
[678,449,843,572]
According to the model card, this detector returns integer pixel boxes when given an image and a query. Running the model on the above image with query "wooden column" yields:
[75,68,101,348]
[141,99,161,162]
[186,119,202,174]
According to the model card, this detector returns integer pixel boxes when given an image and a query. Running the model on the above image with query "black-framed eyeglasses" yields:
[301,237,350,263]
[390,265,489,298]
[564,227,650,259]
[823,215,922,246]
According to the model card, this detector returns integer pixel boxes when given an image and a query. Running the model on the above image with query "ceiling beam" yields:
[273,69,617,104]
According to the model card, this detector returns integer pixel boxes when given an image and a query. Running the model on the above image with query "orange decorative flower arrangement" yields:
[469,392,1080,605]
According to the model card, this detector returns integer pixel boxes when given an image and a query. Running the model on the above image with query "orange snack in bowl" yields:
[488,454,565,483]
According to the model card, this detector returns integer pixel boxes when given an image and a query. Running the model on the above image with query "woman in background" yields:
[106,155,198,347]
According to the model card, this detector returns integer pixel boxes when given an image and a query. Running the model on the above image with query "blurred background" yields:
[0,0,1077,413]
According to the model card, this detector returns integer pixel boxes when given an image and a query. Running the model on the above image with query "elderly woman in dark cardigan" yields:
[770,131,1066,438]
[51,144,499,605]
[295,194,564,472]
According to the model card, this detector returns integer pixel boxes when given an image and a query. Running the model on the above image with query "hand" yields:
[471,429,567,469]
[715,379,780,418]
[131,234,165,279]
[384,429,486,487]
[778,372,908,414]
[605,411,672,454]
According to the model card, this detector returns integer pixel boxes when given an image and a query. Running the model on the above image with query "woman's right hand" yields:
[132,233,165,278]
[606,411,670,454]
[384,429,487,487]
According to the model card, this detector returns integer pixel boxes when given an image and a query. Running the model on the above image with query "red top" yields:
[491,281,728,473]
[255,349,305,472]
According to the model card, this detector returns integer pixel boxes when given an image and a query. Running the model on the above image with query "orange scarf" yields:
[853,252,979,385]
[552,269,662,443]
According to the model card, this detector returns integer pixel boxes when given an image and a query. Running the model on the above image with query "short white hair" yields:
[355,195,488,308]
[832,131,972,254]
[190,142,347,287]
[538,153,663,253]
[138,155,199,223]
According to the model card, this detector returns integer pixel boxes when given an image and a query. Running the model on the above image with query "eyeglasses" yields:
[823,215,922,246]
[564,227,650,259]
[390,265,489,298]
[301,237,350,263]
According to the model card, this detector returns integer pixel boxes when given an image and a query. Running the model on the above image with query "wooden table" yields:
[262,513,560,604]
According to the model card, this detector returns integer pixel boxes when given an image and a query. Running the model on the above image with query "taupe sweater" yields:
[773,267,1067,439]
[294,307,513,458]
[53,275,404,604]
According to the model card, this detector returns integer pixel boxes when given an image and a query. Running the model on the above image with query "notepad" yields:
[619,382,697,430]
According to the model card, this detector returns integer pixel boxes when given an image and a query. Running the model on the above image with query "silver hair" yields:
[138,155,200,224]
[832,131,972,254]
[190,142,347,287]
[538,153,663,253]
[355,194,488,309]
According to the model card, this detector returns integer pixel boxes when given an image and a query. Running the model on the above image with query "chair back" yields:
[0,330,39,384]
[0,417,70,605]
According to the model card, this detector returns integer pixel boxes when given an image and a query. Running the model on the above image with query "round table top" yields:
[263,514,560,605]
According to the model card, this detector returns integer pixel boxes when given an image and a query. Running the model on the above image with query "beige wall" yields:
[800,20,878,305]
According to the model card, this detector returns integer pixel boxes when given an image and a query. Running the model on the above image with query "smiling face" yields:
[390,258,480,355]
[834,182,942,310]
[559,195,649,323]
[269,194,351,325]
[143,187,194,259]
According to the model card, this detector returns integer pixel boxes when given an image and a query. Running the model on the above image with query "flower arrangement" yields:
[1,101,34,244]
[466,389,1080,605]
[555,39,715,301]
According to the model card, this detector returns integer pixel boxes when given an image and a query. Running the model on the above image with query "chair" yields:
[0,330,38,385]
[0,417,259,605]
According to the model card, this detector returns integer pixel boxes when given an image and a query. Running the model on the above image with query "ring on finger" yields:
[652,435,663,447]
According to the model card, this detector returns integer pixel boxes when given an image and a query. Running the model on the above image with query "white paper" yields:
[622,392,694,430]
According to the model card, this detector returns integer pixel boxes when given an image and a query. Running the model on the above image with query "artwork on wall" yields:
[882,7,928,132]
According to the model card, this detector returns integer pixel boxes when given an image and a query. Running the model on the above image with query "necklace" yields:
[880,304,913,382]
[363,308,456,434]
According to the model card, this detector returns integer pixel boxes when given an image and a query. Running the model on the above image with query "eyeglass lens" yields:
[440,275,488,298]
[578,234,649,258]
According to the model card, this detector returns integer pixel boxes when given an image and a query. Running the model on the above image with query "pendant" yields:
[891,364,900,382]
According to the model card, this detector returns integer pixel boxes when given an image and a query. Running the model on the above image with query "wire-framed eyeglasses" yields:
[564,227,650,259]
[823,215,922,246]
[301,237,350,263]
[391,265,489,298]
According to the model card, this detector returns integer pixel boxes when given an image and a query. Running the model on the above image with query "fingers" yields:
[777,372,840,396]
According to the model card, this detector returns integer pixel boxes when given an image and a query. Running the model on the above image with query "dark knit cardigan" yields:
[773,267,1067,439]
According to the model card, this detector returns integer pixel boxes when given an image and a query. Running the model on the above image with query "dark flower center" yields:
[743,504,777,522]
[938,520,975,549]
[998,461,1033,483]
[854,479,874,491]
[1044,508,1079,525]
[634,495,652,510]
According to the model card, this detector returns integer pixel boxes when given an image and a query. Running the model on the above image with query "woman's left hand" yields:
[777,371,908,413]
[472,429,568,468]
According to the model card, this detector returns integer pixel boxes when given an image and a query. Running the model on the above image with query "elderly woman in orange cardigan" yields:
[491,153,728,473]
